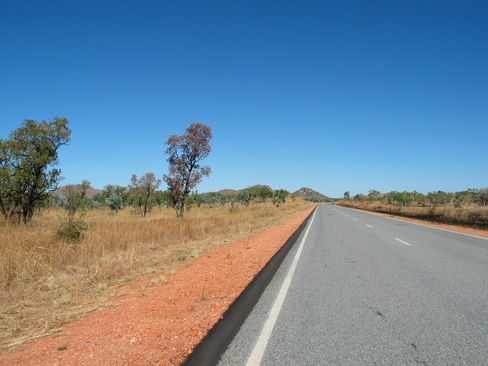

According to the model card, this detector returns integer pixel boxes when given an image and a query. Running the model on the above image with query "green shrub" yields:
[56,219,87,242]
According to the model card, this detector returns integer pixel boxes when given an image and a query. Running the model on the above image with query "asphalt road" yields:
[217,204,488,365]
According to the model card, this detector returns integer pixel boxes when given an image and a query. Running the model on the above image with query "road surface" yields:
[218,204,488,365]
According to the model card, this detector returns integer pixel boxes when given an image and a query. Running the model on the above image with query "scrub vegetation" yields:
[0,198,313,351]
[1,118,314,351]
[339,189,488,230]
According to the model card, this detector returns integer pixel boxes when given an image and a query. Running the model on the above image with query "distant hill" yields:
[219,188,238,195]
[49,184,326,201]
[218,184,273,195]
[293,187,328,200]
[50,185,102,198]
[218,185,328,200]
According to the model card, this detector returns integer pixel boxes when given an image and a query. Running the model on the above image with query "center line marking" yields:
[395,238,411,246]
[366,224,372,228]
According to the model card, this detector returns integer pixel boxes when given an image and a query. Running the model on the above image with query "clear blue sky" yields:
[1,0,487,198]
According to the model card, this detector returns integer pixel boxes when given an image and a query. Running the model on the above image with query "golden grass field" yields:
[0,199,314,351]
[338,201,488,229]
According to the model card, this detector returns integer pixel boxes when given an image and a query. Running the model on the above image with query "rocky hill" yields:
[50,184,326,200]
[218,185,328,200]
[219,184,273,195]
[218,189,238,195]
[50,185,102,198]
[293,187,328,200]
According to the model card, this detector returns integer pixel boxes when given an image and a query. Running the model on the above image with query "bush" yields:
[56,219,87,242]
[106,193,124,213]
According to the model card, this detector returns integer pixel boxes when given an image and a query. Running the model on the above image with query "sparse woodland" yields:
[0,118,312,351]
[1,118,485,352]
[339,189,488,229]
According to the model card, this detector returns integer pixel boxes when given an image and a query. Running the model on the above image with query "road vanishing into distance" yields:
[217,205,488,366]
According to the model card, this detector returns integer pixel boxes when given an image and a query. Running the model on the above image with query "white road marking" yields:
[395,238,411,246]
[366,224,372,228]
[353,218,358,220]
[245,208,317,366]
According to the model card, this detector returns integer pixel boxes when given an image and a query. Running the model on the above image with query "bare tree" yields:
[163,123,212,218]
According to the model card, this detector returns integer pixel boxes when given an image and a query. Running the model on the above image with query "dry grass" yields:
[338,201,488,229]
[0,200,314,351]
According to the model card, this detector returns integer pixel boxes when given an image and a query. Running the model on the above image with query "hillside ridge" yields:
[218,184,273,195]
[51,184,328,200]
[292,187,328,200]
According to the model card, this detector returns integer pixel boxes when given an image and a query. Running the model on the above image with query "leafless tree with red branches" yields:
[163,123,212,218]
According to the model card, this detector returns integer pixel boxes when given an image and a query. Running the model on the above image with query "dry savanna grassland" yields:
[0,199,314,352]
[338,200,488,230]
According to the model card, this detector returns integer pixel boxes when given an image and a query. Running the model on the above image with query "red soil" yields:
[0,207,315,366]
[1,205,485,366]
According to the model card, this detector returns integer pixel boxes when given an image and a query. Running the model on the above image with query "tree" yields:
[199,191,226,207]
[0,139,20,222]
[392,191,414,207]
[185,191,202,210]
[272,189,289,207]
[105,193,124,213]
[237,188,255,206]
[163,123,213,218]
[427,191,449,207]
[128,173,161,217]
[56,180,90,241]
[227,194,239,213]
[0,117,71,225]
[470,188,488,207]
[478,188,488,207]
[152,190,170,210]
[344,191,350,200]
[64,180,91,220]
[94,184,128,208]
[368,189,380,202]
[454,191,474,207]
[256,187,273,204]
[412,191,426,206]
[354,193,367,202]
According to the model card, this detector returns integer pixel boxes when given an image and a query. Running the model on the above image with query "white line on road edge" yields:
[337,206,488,241]
[245,208,317,366]
[395,238,411,246]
